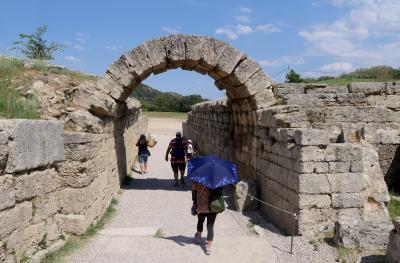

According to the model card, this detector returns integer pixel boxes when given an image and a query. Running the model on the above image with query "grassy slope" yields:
[0,57,98,119]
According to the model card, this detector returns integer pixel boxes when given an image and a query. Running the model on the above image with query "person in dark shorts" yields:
[136,134,157,174]
[165,131,188,187]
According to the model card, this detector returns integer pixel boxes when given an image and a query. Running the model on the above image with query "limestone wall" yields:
[184,82,399,249]
[57,112,146,235]
[0,120,65,262]
[0,112,146,262]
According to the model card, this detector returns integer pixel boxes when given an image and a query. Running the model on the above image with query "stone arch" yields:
[77,35,276,118]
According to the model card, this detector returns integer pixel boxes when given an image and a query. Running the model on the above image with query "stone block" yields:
[65,110,113,134]
[348,82,386,95]
[0,202,32,237]
[209,44,245,80]
[298,174,331,194]
[164,35,186,68]
[250,88,277,109]
[292,146,326,162]
[293,129,329,146]
[73,82,119,116]
[196,37,226,73]
[63,131,102,144]
[58,180,98,214]
[123,45,153,79]
[367,95,400,111]
[45,218,60,241]
[272,83,305,97]
[295,161,329,174]
[328,162,351,173]
[183,35,204,70]
[106,57,137,88]
[56,213,87,235]
[325,144,362,162]
[234,181,258,211]
[58,160,96,188]
[0,120,64,173]
[0,175,15,211]
[143,38,168,74]
[32,194,58,223]
[305,86,348,94]
[380,130,400,144]
[299,194,331,209]
[350,161,363,172]
[233,70,273,99]
[336,93,367,105]
[15,168,59,201]
[327,173,366,193]
[332,193,365,208]
[227,57,261,86]
[284,93,336,106]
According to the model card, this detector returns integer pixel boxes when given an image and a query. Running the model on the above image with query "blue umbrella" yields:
[188,156,238,189]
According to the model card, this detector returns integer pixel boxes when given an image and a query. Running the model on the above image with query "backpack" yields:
[171,139,186,159]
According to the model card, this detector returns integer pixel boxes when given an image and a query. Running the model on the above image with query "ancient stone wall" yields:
[184,82,399,248]
[0,112,146,262]
[0,120,65,262]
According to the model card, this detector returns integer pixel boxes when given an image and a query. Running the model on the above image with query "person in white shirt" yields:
[186,139,197,160]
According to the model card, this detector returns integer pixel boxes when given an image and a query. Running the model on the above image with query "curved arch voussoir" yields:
[97,34,276,115]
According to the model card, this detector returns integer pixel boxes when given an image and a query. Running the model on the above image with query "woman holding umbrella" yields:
[189,156,238,255]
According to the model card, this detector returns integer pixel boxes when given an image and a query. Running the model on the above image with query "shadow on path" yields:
[360,255,388,263]
[122,177,192,192]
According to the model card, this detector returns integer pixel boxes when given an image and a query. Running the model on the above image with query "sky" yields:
[1,0,399,99]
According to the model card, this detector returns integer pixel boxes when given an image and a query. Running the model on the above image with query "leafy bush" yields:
[12,25,64,60]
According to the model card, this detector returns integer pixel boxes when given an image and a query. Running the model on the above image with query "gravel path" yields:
[65,117,279,263]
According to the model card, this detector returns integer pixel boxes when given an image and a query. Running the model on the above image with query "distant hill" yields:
[303,65,400,86]
[131,84,207,112]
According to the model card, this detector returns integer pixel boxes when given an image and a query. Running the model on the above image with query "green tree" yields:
[286,69,303,83]
[12,25,64,60]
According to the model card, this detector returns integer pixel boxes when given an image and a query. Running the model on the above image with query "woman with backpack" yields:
[136,134,157,175]
[191,182,224,255]
[165,131,188,187]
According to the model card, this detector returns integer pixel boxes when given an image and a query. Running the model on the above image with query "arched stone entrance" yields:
[75,35,276,118]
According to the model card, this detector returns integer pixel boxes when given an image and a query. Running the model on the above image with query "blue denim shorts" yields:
[138,154,149,164]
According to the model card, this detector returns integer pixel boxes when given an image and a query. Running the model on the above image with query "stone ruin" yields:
[184,81,400,249]
[0,34,399,261]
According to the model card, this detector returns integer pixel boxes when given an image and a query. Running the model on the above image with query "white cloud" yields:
[161,26,181,34]
[256,24,281,33]
[73,45,84,50]
[106,45,122,51]
[216,23,281,40]
[235,15,250,24]
[64,56,81,63]
[75,32,88,37]
[236,24,253,34]
[320,62,354,72]
[239,6,252,13]
[299,0,400,66]
[215,27,238,40]
[75,32,88,44]
[259,56,306,67]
